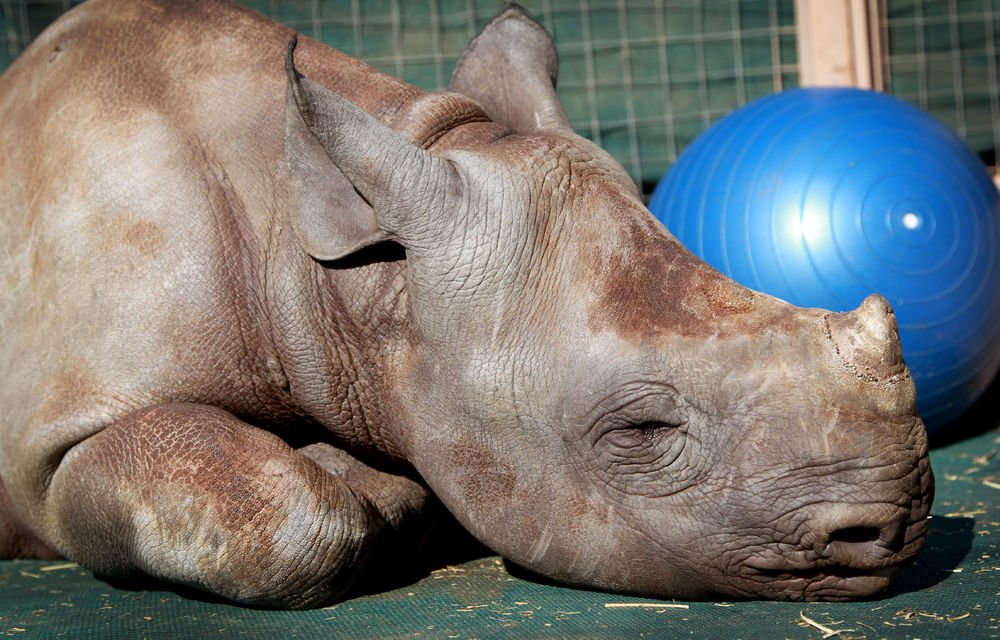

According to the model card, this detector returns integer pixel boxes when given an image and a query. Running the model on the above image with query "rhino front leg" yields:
[41,403,427,608]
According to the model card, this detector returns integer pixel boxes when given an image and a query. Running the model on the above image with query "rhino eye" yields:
[587,383,689,464]
[596,412,689,495]
[603,420,681,449]
[577,383,697,496]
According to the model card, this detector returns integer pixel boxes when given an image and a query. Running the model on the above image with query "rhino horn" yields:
[284,37,461,261]
[449,4,572,134]
[826,294,908,383]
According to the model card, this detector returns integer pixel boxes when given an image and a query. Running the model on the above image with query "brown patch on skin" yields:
[582,191,820,344]
[121,219,165,258]
[586,215,748,340]
[83,406,307,564]
[45,403,379,606]
[444,434,519,513]
[121,409,275,536]
[95,218,167,259]
[34,367,100,426]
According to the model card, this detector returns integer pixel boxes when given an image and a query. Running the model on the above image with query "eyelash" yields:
[603,420,681,450]
[634,421,677,440]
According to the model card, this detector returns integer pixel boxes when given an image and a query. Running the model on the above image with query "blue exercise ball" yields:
[649,87,1000,433]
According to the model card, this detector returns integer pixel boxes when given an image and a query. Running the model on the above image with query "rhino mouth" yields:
[742,564,899,601]
[747,560,898,578]
[746,561,898,585]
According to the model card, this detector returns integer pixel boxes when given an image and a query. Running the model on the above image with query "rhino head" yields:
[285,6,932,601]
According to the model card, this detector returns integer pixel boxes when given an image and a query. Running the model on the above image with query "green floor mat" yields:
[2,424,998,639]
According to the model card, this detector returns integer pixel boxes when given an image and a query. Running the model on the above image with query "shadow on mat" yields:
[882,514,975,596]
[99,574,246,608]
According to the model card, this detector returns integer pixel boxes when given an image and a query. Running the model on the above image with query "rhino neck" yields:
[263,229,414,462]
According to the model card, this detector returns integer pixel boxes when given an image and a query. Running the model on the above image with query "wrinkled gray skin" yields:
[0,0,932,609]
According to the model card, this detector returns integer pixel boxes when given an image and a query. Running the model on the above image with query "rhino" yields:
[0,0,932,608]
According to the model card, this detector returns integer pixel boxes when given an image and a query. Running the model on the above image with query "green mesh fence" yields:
[205,0,801,193]
[1,0,798,193]
[2,1,998,191]
[880,0,1000,167]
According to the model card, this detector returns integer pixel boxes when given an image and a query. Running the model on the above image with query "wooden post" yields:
[795,0,882,89]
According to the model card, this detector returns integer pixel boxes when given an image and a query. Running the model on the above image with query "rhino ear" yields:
[449,4,572,134]
[284,37,459,261]
[284,79,386,261]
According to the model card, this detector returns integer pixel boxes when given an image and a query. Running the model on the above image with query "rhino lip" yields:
[744,550,903,577]
[741,560,900,600]
[746,562,898,582]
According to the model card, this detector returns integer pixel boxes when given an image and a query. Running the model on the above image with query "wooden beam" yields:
[795,0,882,89]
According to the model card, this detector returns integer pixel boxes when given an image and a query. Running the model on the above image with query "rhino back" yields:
[0,0,421,507]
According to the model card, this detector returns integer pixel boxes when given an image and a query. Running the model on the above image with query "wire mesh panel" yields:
[3,0,998,187]
[880,0,1000,169]
[1,0,80,68]
[539,0,798,192]
[0,0,797,194]
[223,0,800,193]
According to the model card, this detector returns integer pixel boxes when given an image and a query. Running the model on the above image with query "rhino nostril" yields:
[809,504,907,565]
[829,526,882,545]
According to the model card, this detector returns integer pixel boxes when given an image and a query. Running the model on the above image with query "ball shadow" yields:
[929,371,1000,448]
[880,514,976,597]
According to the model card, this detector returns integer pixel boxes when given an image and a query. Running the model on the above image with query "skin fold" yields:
[0,0,932,608]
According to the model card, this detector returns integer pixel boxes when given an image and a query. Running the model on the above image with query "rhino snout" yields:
[738,496,929,601]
